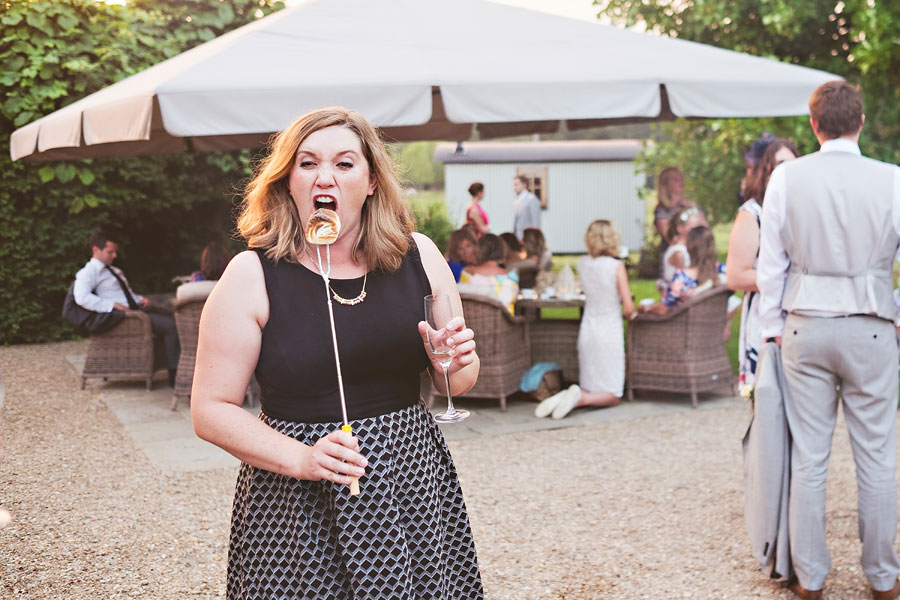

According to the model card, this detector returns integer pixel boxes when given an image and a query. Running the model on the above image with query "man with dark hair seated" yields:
[74,230,180,386]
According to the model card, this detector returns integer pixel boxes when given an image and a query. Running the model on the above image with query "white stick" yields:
[315,245,350,427]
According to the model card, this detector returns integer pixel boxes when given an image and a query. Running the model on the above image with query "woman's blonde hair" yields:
[237,106,415,272]
[584,220,620,258]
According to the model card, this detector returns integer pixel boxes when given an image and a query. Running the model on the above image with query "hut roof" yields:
[434,140,642,164]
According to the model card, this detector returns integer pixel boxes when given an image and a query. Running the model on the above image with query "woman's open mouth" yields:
[314,195,337,212]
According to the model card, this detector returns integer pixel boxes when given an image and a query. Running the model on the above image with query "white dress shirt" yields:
[757,138,900,338]
[73,258,144,313]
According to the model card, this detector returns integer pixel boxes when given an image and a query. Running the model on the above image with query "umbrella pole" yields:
[315,245,360,496]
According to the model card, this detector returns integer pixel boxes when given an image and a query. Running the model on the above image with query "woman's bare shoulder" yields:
[207,250,268,319]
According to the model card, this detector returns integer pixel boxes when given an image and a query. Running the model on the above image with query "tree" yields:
[397,142,445,190]
[595,0,900,225]
[0,0,283,344]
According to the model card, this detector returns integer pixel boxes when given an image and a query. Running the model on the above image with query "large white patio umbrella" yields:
[10,0,840,162]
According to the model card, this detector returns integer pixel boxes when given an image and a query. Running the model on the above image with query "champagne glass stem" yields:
[440,361,456,416]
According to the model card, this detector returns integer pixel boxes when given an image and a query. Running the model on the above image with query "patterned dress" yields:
[457,270,519,314]
[577,256,625,396]
[661,263,727,307]
[736,198,763,389]
[227,246,483,599]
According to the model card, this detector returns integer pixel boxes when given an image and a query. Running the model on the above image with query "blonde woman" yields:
[191,107,483,598]
[535,220,636,419]
[653,167,702,278]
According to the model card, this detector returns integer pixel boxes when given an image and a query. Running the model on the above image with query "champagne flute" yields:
[424,294,470,423]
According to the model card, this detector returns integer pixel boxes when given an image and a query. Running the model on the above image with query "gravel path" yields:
[2,341,898,599]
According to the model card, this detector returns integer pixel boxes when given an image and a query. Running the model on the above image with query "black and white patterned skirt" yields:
[227,400,483,599]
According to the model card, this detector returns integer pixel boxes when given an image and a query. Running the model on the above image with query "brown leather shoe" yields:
[872,580,900,600]
[787,578,823,600]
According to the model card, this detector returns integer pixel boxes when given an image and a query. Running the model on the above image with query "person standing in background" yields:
[757,80,900,600]
[726,138,798,391]
[512,175,540,240]
[465,182,490,236]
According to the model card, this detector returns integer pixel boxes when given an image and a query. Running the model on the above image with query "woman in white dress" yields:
[726,139,798,391]
[535,220,636,419]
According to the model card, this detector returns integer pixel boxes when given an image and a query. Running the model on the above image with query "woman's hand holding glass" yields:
[418,316,477,377]
[419,294,476,423]
[298,429,367,487]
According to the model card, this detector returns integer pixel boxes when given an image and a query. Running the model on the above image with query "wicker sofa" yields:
[458,293,531,411]
[81,311,167,391]
[625,285,736,407]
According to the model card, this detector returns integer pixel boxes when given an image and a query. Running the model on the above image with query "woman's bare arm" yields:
[655,217,670,243]
[616,261,636,319]
[726,211,761,292]
[413,232,480,396]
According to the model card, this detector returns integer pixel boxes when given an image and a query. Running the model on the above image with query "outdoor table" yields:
[515,296,583,384]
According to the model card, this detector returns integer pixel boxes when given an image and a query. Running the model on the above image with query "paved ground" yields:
[3,340,896,599]
[64,353,741,473]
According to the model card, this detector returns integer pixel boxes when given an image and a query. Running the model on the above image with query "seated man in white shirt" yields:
[74,231,180,386]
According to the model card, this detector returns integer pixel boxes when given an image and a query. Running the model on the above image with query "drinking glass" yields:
[424,294,470,423]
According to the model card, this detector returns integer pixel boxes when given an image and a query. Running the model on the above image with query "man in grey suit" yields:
[512,175,541,240]
[758,80,900,600]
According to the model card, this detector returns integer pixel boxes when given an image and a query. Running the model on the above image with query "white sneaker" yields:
[534,387,569,418]
[552,385,582,420]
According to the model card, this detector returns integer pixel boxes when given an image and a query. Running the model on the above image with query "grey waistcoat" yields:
[780,150,898,321]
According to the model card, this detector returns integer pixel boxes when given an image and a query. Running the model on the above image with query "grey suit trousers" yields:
[781,314,899,591]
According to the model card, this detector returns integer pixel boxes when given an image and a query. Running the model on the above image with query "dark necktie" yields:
[105,265,140,310]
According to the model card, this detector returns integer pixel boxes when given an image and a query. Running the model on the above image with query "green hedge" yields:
[1,0,283,344]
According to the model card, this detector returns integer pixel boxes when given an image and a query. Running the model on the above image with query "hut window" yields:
[516,167,548,209]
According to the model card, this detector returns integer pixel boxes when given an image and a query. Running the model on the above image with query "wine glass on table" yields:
[424,293,470,424]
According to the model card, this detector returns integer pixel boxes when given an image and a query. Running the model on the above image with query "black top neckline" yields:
[278,255,368,283]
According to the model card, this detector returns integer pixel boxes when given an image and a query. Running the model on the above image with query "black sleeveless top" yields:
[255,243,432,423]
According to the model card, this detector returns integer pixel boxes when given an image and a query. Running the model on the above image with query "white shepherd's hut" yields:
[434,140,645,254]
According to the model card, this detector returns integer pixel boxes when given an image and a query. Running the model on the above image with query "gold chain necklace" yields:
[330,272,367,306]
[303,247,368,306]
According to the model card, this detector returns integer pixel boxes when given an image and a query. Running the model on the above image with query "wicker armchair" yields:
[171,293,259,411]
[81,311,167,391]
[172,297,205,410]
[458,293,531,411]
[529,319,580,384]
[626,286,736,407]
